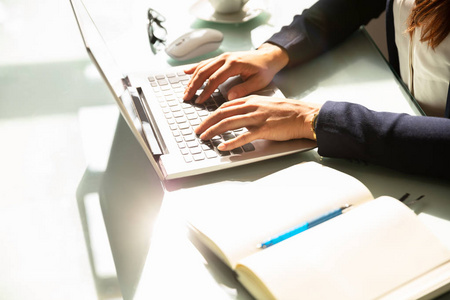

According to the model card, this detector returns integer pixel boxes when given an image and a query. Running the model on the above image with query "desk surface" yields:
[76,0,450,299]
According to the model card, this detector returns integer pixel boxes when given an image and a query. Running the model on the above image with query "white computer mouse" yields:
[165,28,223,61]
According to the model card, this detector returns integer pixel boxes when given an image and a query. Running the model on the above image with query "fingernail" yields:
[228,92,237,100]
[217,143,225,150]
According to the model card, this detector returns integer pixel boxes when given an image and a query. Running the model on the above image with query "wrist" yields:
[258,43,289,71]
[304,108,320,141]
[310,113,319,141]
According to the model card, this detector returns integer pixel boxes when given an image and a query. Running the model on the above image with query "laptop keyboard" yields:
[148,71,255,163]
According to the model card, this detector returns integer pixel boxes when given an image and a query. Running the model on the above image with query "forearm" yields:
[316,101,450,179]
[266,0,385,67]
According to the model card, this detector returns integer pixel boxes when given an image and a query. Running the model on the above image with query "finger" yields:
[217,131,255,151]
[198,112,257,140]
[183,59,223,101]
[194,100,250,135]
[227,75,270,100]
[182,60,213,100]
[183,62,201,74]
[195,63,243,103]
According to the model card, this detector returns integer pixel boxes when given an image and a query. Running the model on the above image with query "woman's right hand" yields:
[183,43,289,104]
[194,95,321,151]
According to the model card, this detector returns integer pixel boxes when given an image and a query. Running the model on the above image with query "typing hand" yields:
[194,95,321,151]
[183,43,289,104]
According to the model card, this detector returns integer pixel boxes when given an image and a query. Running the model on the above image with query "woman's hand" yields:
[194,95,322,151]
[183,43,289,104]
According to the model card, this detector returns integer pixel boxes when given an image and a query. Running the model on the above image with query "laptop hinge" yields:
[127,86,166,156]
[122,76,132,87]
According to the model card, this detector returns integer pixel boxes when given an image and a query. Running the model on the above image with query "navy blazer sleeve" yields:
[317,102,450,179]
[265,0,450,178]
[266,0,385,67]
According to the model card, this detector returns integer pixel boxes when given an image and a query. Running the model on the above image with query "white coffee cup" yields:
[209,0,249,14]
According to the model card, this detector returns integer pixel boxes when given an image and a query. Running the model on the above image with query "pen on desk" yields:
[257,204,352,249]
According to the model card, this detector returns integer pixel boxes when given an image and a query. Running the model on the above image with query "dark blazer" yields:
[266,0,450,178]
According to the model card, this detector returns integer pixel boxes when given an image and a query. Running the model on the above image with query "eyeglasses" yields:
[147,8,167,54]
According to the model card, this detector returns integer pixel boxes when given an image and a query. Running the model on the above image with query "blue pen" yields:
[257,204,352,249]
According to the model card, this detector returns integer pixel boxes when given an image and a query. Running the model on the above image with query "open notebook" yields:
[184,162,450,299]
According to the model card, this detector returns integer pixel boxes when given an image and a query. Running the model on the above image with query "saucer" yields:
[189,0,263,24]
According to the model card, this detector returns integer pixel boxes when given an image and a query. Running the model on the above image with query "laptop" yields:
[70,0,316,180]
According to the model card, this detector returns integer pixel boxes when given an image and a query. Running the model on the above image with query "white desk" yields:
[75,0,450,299]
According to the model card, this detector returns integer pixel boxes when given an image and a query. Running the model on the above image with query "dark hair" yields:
[407,0,450,49]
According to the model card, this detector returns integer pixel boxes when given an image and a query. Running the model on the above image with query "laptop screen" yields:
[71,0,126,98]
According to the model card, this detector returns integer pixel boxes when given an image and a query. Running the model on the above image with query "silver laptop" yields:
[70,0,316,180]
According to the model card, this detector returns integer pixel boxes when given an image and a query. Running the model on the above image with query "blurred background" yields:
[0,0,387,299]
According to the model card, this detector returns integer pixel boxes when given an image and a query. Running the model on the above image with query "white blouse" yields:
[394,0,450,117]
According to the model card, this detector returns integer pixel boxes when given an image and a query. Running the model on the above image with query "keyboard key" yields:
[184,156,193,163]
[158,79,169,86]
[231,147,243,154]
[198,110,209,117]
[181,129,193,135]
[183,107,196,114]
[173,111,184,118]
[178,75,189,81]
[213,92,226,106]
[165,95,176,101]
[190,119,201,126]
[186,113,198,120]
[193,153,205,161]
[218,150,231,156]
[183,134,196,142]
[201,143,214,151]
[242,143,255,152]
[190,146,202,155]
[170,124,178,131]
[205,150,218,159]
[167,100,179,107]
[206,105,216,112]
[170,105,181,112]
[178,123,190,130]
[175,116,188,124]
[169,77,180,84]
[222,133,235,140]
[186,141,198,148]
